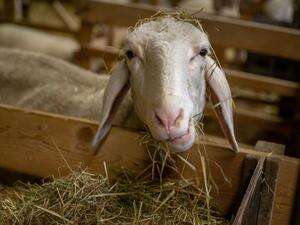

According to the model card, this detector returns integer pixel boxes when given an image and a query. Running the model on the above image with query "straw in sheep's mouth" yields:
[167,126,191,142]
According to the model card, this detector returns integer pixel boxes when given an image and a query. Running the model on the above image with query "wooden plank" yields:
[82,1,300,60]
[0,104,298,225]
[272,156,300,225]
[200,13,300,61]
[205,106,287,131]
[3,0,16,21]
[232,156,265,225]
[254,140,285,155]
[0,20,78,34]
[52,1,79,31]
[83,1,156,27]
[258,157,281,225]
[225,69,300,97]
[77,23,93,44]
[255,141,284,225]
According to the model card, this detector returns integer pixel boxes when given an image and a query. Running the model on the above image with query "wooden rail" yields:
[0,19,78,34]
[0,104,298,225]
[81,0,300,60]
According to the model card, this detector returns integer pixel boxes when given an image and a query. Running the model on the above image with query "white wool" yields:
[0,47,138,127]
[264,0,294,23]
[219,6,240,18]
[178,0,215,14]
[178,0,240,18]
[0,24,80,60]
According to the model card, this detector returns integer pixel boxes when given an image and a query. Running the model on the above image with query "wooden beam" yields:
[0,20,78,34]
[82,1,300,60]
[0,104,298,225]
[52,1,79,31]
[232,156,265,225]
[255,141,283,225]
[205,106,286,131]
[3,0,16,21]
[200,13,300,61]
[258,157,281,225]
[225,69,300,97]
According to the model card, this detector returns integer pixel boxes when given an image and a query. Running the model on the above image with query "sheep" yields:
[0,47,137,125]
[0,24,79,61]
[93,16,239,153]
[263,0,294,23]
[178,0,240,18]
[178,0,215,14]
[0,16,239,153]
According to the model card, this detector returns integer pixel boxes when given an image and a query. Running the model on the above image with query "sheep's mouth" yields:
[167,128,190,142]
[166,125,195,152]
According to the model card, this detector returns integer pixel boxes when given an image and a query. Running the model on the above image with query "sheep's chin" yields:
[166,125,195,153]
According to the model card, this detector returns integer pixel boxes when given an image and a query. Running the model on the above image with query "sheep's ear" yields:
[92,60,130,152]
[205,56,239,152]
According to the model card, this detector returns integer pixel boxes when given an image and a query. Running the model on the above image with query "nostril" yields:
[174,109,183,124]
[155,108,184,128]
[155,113,165,126]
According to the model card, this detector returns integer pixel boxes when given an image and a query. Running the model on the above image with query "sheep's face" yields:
[124,18,209,152]
[93,17,239,153]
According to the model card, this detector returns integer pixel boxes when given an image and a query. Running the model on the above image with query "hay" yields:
[0,131,229,225]
[0,168,228,225]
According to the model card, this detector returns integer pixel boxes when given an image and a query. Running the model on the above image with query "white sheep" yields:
[179,0,240,17]
[0,47,136,125]
[178,0,215,14]
[0,16,239,153]
[93,16,239,152]
[263,0,294,23]
[0,24,79,60]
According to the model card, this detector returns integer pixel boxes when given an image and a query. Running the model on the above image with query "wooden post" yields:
[76,22,94,69]
[52,1,79,31]
[232,141,284,225]
[3,0,16,21]
[77,22,93,45]
[290,89,300,224]
[232,156,265,225]
[257,156,281,225]
[255,141,284,225]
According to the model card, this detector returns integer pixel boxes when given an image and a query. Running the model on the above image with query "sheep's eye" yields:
[125,50,135,59]
[199,49,208,57]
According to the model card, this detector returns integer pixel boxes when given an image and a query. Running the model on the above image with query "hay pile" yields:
[0,168,228,225]
[0,135,228,225]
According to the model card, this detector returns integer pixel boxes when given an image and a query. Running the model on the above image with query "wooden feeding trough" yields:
[0,104,299,225]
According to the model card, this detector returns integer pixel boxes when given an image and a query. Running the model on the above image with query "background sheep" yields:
[0,16,238,153]
[0,48,134,126]
[0,24,79,60]
[178,0,240,17]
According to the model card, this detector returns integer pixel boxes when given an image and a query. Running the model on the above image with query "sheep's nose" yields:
[155,108,183,132]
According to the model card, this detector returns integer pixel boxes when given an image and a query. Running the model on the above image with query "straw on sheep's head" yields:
[93,14,239,153]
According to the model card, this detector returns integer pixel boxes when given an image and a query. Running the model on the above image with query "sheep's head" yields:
[93,16,239,153]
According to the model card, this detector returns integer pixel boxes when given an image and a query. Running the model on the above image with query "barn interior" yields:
[0,0,299,224]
